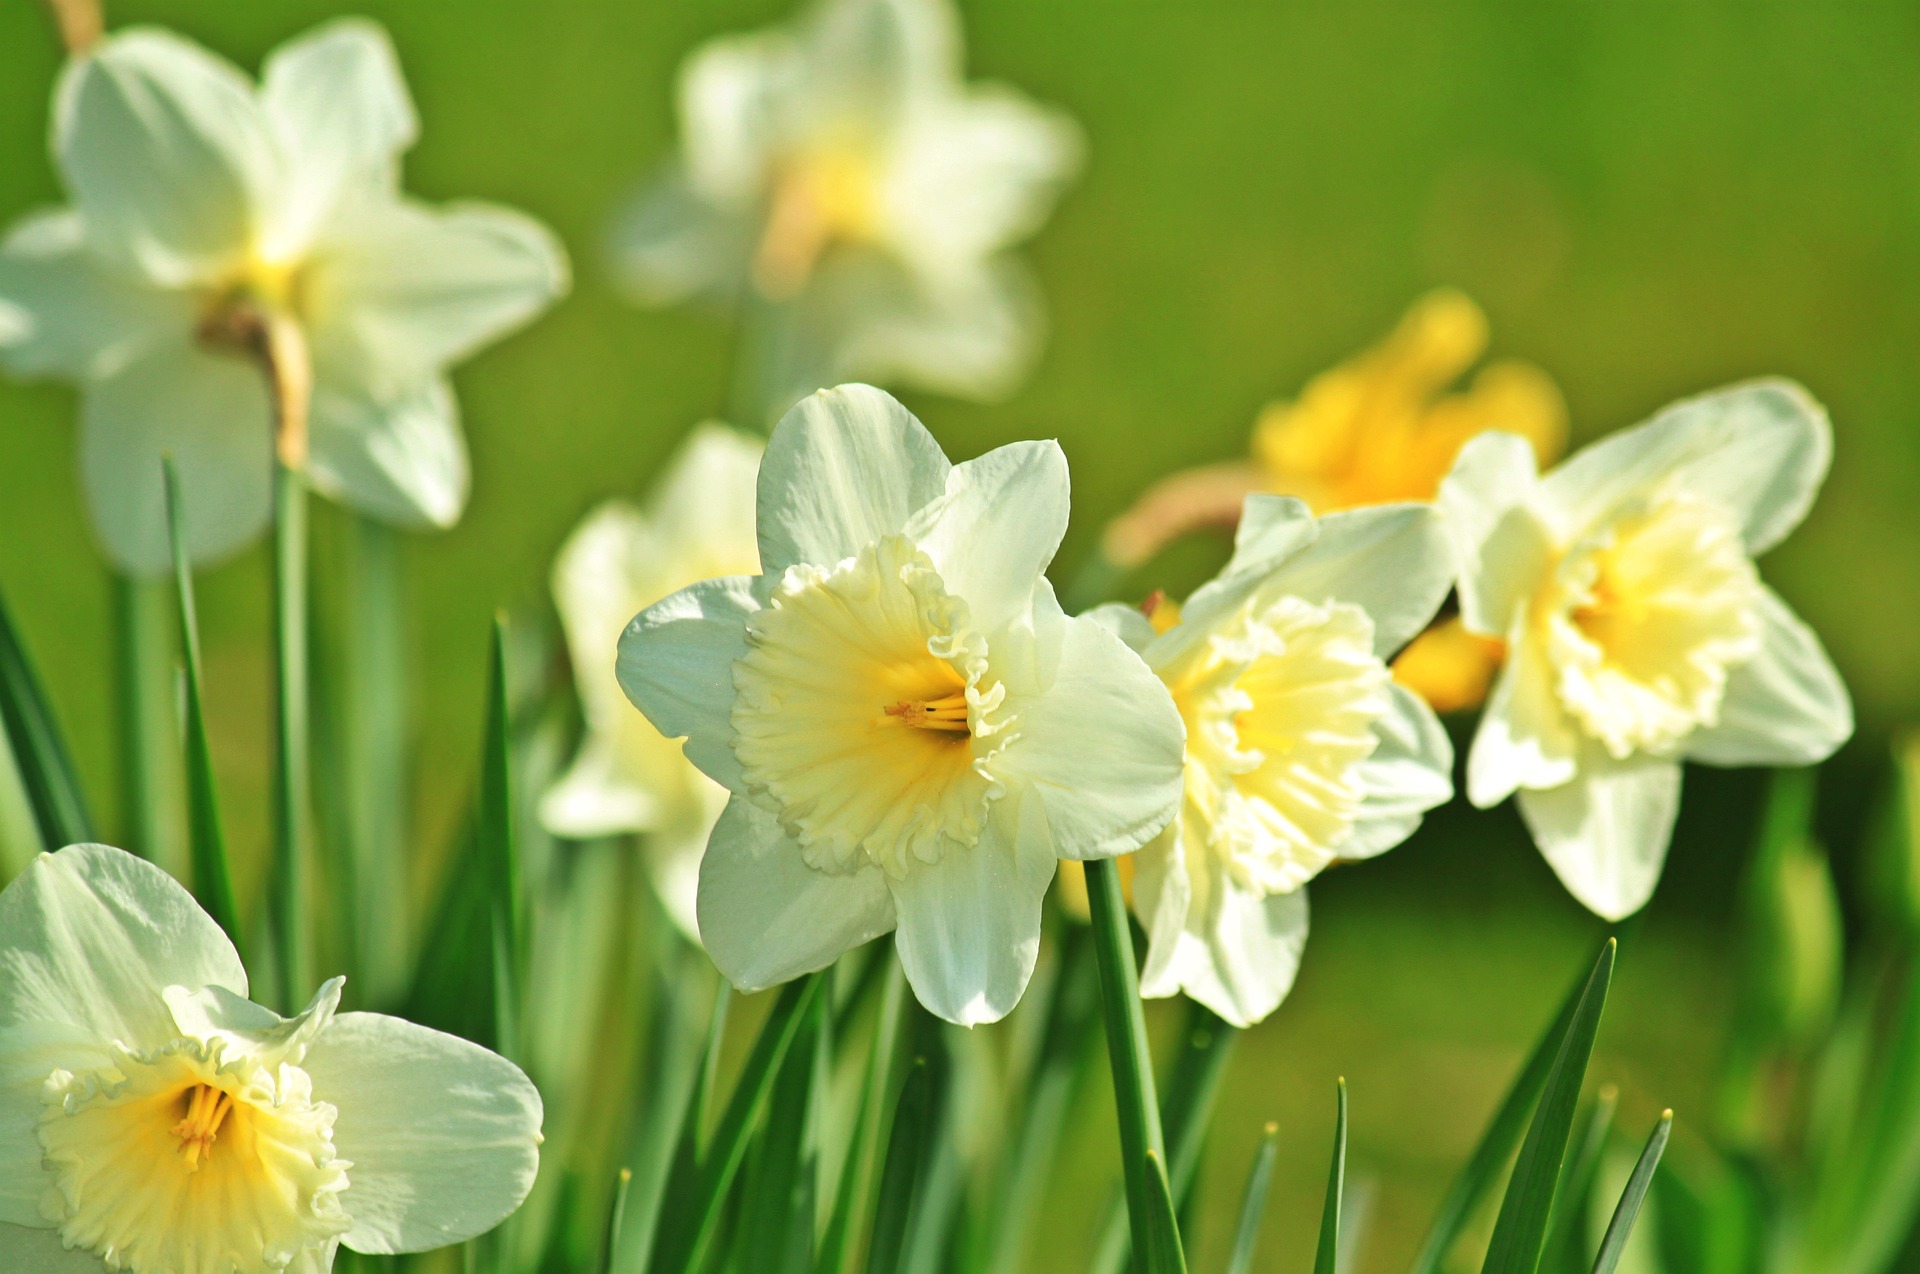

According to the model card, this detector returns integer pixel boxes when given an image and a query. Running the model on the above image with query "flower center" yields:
[169,1083,236,1174]
[732,535,1011,879]
[1161,596,1389,895]
[37,1039,351,1274]
[1539,491,1762,758]
[753,148,880,299]
[195,255,312,354]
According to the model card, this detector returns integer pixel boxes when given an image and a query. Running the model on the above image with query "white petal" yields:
[1344,683,1454,858]
[1516,754,1683,921]
[888,804,1054,1026]
[1542,380,1831,555]
[0,1021,111,1225]
[1685,586,1853,767]
[882,89,1083,287]
[53,29,274,286]
[538,736,666,839]
[1259,503,1456,657]
[616,575,760,794]
[0,1222,108,1273]
[645,777,731,943]
[1132,832,1191,999]
[307,199,568,399]
[990,598,1185,861]
[306,376,467,528]
[161,976,341,1070]
[0,209,183,380]
[1220,494,1319,579]
[78,337,272,575]
[676,32,788,205]
[908,439,1068,634]
[609,171,749,306]
[1465,628,1580,807]
[755,384,951,571]
[1135,832,1308,1029]
[1438,430,1549,636]
[259,18,417,257]
[802,0,961,111]
[1079,602,1156,654]
[814,255,1045,404]
[696,796,895,992]
[0,843,247,1047]
[297,1012,539,1253]
[644,424,765,573]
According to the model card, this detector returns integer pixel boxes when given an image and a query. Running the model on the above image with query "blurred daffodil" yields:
[541,424,764,939]
[1104,291,1564,712]
[613,0,1082,414]
[0,843,542,1273]
[616,385,1183,1025]
[0,20,568,573]
[1442,380,1853,920]
[1089,498,1456,1026]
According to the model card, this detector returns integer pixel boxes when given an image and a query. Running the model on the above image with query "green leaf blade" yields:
[1481,939,1617,1274]
[1225,1122,1281,1274]
[1314,1079,1349,1274]
[1591,1111,1673,1274]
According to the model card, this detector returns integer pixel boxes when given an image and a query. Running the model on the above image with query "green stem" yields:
[1086,856,1167,1274]
[343,516,409,1006]
[113,572,185,874]
[272,459,312,1010]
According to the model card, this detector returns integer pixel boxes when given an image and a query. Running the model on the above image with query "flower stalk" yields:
[1085,855,1170,1271]
[211,300,316,1009]
[41,0,102,55]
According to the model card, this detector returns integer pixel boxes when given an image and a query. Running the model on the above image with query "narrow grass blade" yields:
[738,989,825,1274]
[480,616,522,1058]
[1542,1087,1618,1272]
[1140,1150,1188,1274]
[270,458,312,1011]
[1409,946,1596,1274]
[818,958,906,1274]
[867,1055,933,1274]
[111,572,183,872]
[980,926,1101,1274]
[1314,1079,1349,1274]
[601,1168,633,1274]
[1481,939,1617,1274]
[632,977,729,1274]
[649,973,823,1274]
[1086,856,1170,1272]
[163,460,239,942]
[1225,1122,1281,1274]
[0,582,92,850]
[1590,1111,1672,1274]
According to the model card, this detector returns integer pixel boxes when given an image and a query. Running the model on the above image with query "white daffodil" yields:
[1091,498,1456,1027]
[1442,380,1853,920]
[0,20,568,573]
[0,843,542,1274]
[541,423,764,939]
[616,384,1183,1026]
[614,0,1082,412]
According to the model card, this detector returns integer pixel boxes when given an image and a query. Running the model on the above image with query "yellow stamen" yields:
[883,692,971,732]
[170,1083,237,1174]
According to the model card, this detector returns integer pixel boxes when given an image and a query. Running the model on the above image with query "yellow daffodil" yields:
[1088,498,1456,1025]
[1442,380,1853,919]
[0,844,542,1273]
[616,385,1184,1025]
[541,424,764,938]
[613,0,1082,411]
[0,21,567,572]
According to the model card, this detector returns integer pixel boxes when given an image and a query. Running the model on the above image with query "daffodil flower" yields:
[541,424,764,939]
[1441,380,1854,920]
[1090,498,1456,1026]
[0,20,568,573]
[613,0,1082,411]
[616,384,1183,1025]
[0,843,542,1273]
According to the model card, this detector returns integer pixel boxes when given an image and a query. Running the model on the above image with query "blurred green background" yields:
[1,1,1915,1269]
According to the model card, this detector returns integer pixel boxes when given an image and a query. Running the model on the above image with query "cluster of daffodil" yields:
[0,0,1866,1270]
